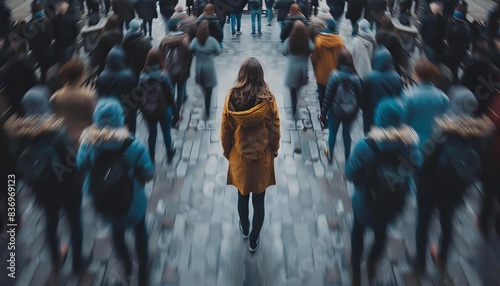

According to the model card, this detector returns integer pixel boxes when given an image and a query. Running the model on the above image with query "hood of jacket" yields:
[372,47,395,72]
[433,115,495,139]
[368,124,420,150]
[161,31,187,48]
[79,124,130,146]
[316,33,344,48]
[358,29,376,49]
[227,98,273,128]
[4,115,64,138]
[447,85,479,116]
[22,85,52,116]
[105,46,127,71]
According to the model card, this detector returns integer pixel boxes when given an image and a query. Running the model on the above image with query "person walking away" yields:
[320,49,361,163]
[122,19,153,80]
[312,21,345,107]
[445,9,472,82]
[280,4,308,42]
[365,0,387,29]
[326,0,345,31]
[138,49,177,163]
[159,0,178,32]
[346,99,420,286]
[5,87,89,275]
[220,57,280,252]
[0,0,12,50]
[186,0,194,15]
[249,0,263,35]
[189,20,221,117]
[265,0,275,26]
[111,0,135,30]
[160,25,193,126]
[274,0,294,28]
[375,30,409,75]
[134,0,158,39]
[196,4,224,44]
[96,46,138,132]
[419,2,446,64]
[361,47,403,134]
[194,0,207,17]
[346,0,367,35]
[350,19,376,80]
[168,4,188,32]
[52,1,80,65]
[297,0,312,19]
[281,21,314,116]
[77,97,154,285]
[27,1,54,83]
[50,58,96,149]
[90,15,123,75]
[229,0,247,38]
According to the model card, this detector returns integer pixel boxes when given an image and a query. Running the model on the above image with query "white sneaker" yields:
[231,34,236,39]
[249,237,260,252]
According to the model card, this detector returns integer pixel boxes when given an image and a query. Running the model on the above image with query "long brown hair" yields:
[196,20,210,46]
[230,57,274,111]
[289,21,309,56]
[203,3,216,16]
[142,49,165,73]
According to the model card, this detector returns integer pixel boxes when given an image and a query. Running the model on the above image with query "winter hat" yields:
[453,10,465,19]
[374,97,405,128]
[127,19,142,33]
[22,85,52,117]
[93,97,125,128]
[357,19,371,33]
[322,19,337,34]
[447,85,479,116]
[316,2,333,20]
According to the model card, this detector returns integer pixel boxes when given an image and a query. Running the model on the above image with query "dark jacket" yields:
[138,65,176,112]
[445,18,472,59]
[274,0,294,22]
[168,11,188,31]
[159,0,178,18]
[361,48,403,128]
[420,13,447,53]
[265,0,275,9]
[52,13,79,54]
[196,14,223,43]
[365,0,387,23]
[346,0,367,21]
[134,0,158,20]
[321,65,362,117]
[327,0,346,18]
[229,0,248,14]
[0,2,11,38]
[112,0,135,23]
[160,31,193,82]
[26,15,54,67]
[90,29,123,73]
[96,46,137,99]
[280,14,308,41]
[297,0,311,19]
[122,31,153,78]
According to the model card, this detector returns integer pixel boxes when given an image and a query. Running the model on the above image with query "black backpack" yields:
[89,138,135,218]
[365,139,410,221]
[332,74,359,120]
[140,77,167,121]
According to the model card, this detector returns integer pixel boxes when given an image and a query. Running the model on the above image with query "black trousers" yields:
[350,215,387,276]
[238,191,266,242]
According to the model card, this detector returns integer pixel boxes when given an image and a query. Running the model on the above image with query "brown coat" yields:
[50,85,96,148]
[221,92,281,195]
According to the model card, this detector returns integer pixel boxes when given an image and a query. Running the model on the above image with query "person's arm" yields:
[345,139,374,182]
[213,38,221,55]
[133,140,155,182]
[280,39,289,56]
[268,100,281,157]
[220,98,234,159]
[322,72,337,117]
[163,75,177,112]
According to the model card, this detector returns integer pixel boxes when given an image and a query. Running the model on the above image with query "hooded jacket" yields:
[273,0,294,22]
[138,65,176,113]
[134,0,158,20]
[96,46,137,99]
[280,14,308,42]
[312,33,345,85]
[160,31,193,82]
[350,19,376,80]
[111,0,135,23]
[167,11,188,31]
[322,64,362,117]
[196,14,223,43]
[122,31,153,78]
[77,98,154,229]
[220,90,280,195]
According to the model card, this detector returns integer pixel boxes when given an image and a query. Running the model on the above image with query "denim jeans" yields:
[266,8,273,23]
[317,84,326,109]
[230,13,242,35]
[112,215,148,285]
[238,191,266,242]
[327,111,354,162]
[351,215,387,276]
[250,8,262,33]
[146,106,173,162]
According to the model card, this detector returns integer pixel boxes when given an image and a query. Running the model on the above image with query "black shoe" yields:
[72,255,92,274]
[267,23,271,26]
[249,237,259,252]
[258,31,262,35]
[251,32,256,35]
[167,148,176,164]
[172,115,180,128]
[239,222,249,239]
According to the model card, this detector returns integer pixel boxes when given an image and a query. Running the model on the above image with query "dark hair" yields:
[203,3,215,15]
[60,57,85,84]
[337,47,358,74]
[104,15,120,31]
[196,20,210,46]
[142,49,165,72]
[413,59,440,82]
[288,4,302,16]
[289,21,309,55]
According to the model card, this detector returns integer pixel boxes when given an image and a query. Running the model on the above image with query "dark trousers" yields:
[125,107,138,134]
[350,19,358,36]
[290,87,299,115]
[43,192,83,270]
[238,191,266,242]
[112,216,148,285]
[142,19,153,38]
[479,175,500,236]
[145,106,173,162]
[174,79,187,116]
[362,109,373,135]
[317,84,326,109]
[416,192,456,269]
[204,87,213,117]
[351,216,387,275]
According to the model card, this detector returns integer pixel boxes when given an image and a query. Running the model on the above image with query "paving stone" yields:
[210,129,220,143]
[181,140,193,161]
[287,176,300,198]
[176,160,188,178]
[189,139,201,164]
[308,140,320,161]
[282,129,291,143]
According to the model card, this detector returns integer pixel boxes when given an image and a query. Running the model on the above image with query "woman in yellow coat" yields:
[220,57,281,252]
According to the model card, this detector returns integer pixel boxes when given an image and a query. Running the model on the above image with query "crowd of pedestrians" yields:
[1,0,500,284]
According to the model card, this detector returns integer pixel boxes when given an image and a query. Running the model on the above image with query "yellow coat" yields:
[220,92,280,195]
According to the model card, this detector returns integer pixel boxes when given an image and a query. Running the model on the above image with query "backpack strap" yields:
[119,137,134,155]
[365,138,381,155]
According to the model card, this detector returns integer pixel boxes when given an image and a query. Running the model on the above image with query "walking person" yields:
[444,9,472,82]
[196,4,224,44]
[52,1,79,65]
[167,4,188,32]
[27,1,54,83]
[249,0,263,35]
[265,0,275,26]
[122,19,153,80]
[280,4,308,42]
[229,0,246,38]
[189,20,221,117]
[281,21,314,116]
[77,97,154,286]
[111,0,135,31]
[365,0,387,29]
[274,0,294,28]
[159,0,178,32]
[220,57,280,252]
[138,49,177,164]
[346,99,419,286]
[90,15,123,75]
[312,21,345,107]
[134,0,158,39]
[326,0,346,30]
[349,18,376,80]
[420,2,446,64]
[320,49,362,163]
[346,0,367,35]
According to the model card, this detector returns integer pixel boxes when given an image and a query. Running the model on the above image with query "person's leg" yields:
[142,19,148,37]
[125,108,137,134]
[342,119,354,161]
[238,192,250,235]
[437,203,455,267]
[317,84,326,108]
[148,19,153,38]
[204,87,213,117]
[351,19,357,36]
[290,87,298,115]
[250,191,266,242]
[111,226,132,275]
[134,216,149,286]
[251,9,256,33]
[44,205,62,268]
[159,106,173,153]
[327,112,341,161]
[64,190,84,272]
[146,118,158,162]
[267,8,273,24]
[257,10,262,33]
[367,224,388,277]
[230,14,236,35]
[350,216,365,281]
[237,12,242,33]
[416,191,434,271]
[362,109,372,135]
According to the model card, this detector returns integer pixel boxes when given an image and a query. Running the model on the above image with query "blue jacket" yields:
[404,82,450,145]
[345,124,420,227]
[321,65,362,118]
[77,98,155,229]
[96,46,137,99]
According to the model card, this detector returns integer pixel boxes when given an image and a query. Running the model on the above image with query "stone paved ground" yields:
[3,12,500,286]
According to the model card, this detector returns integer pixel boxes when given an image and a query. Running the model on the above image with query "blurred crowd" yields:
[0,0,500,284]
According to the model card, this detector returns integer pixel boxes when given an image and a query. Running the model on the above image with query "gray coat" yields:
[189,36,221,88]
[280,38,314,88]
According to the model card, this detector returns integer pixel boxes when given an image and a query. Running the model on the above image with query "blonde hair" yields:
[430,2,443,15]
